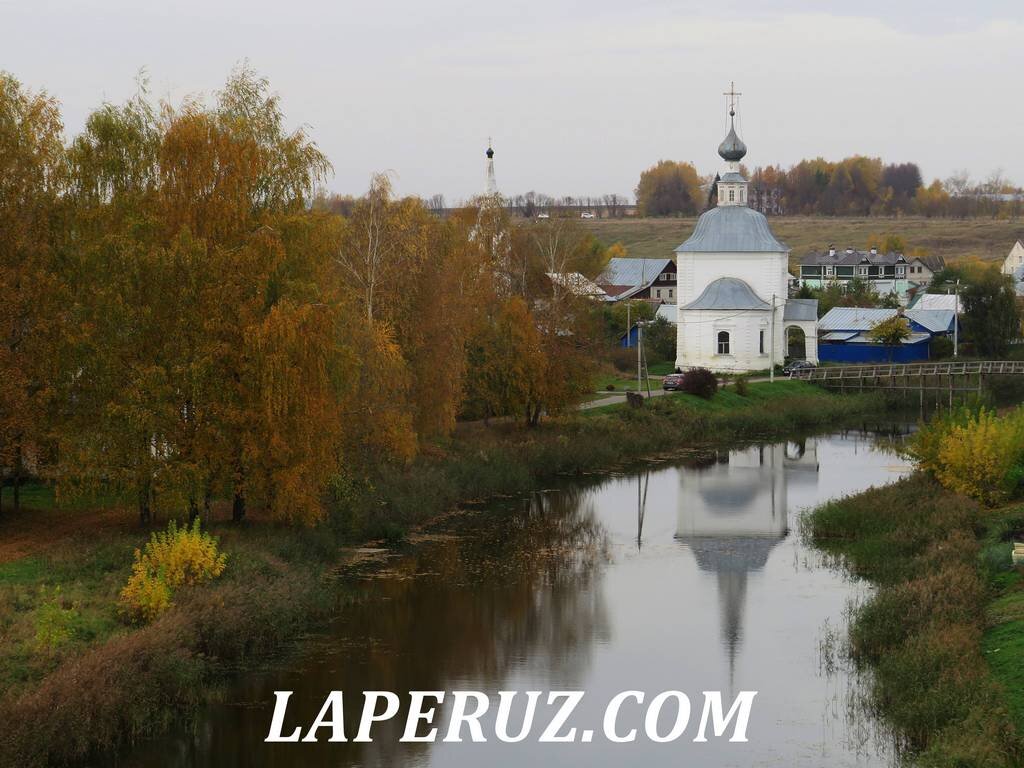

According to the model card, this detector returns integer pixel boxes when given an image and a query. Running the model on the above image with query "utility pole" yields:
[769,293,776,383]
[626,302,631,348]
[637,321,643,392]
[954,279,960,357]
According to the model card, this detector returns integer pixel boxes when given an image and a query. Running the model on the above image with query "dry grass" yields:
[582,216,1024,272]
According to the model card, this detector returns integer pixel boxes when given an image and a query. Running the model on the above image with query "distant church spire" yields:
[716,82,749,208]
[485,138,498,196]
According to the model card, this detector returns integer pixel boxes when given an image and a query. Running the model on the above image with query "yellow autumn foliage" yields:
[119,520,227,623]
[911,407,1024,507]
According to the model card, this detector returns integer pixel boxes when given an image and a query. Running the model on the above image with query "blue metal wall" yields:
[818,340,930,364]
[619,326,639,348]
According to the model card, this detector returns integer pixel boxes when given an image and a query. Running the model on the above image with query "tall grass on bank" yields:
[809,474,1024,767]
[334,382,892,539]
[0,381,894,766]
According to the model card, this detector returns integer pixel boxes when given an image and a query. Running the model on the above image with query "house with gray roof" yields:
[596,257,677,303]
[798,246,911,301]
[817,306,957,364]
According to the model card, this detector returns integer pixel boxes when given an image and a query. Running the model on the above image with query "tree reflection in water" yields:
[121,486,611,768]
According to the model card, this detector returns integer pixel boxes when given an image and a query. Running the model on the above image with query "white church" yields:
[675,88,818,372]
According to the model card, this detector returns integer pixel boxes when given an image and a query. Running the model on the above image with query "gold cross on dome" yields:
[723,81,742,114]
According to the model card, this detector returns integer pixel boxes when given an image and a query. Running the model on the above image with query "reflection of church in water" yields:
[674,441,819,678]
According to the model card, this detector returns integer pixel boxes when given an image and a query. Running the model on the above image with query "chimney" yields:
[845,247,854,255]
[828,244,836,257]
[870,246,878,255]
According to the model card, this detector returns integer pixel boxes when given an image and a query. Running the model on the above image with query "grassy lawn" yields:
[981,508,1024,734]
[592,372,643,391]
[583,378,819,416]
[582,216,1024,271]
[0,536,134,691]
[0,482,127,513]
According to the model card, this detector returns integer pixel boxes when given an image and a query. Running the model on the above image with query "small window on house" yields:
[668,289,673,298]
[728,189,735,202]
[759,330,765,355]
[656,289,661,298]
[717,331,730,355]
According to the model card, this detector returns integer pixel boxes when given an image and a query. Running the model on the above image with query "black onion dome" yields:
[718,122,747,162]
[486,146,494,159]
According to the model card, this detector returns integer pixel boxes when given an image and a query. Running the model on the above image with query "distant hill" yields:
[582,216,1024,274]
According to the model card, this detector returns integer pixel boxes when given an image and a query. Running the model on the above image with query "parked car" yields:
[662,373,685,391]
[783,360,816,376]
[580,212,595,219]
[536,212,550,219]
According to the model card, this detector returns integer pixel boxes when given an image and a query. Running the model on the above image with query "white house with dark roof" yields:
[674,87,817,372]
[596,257,677,303]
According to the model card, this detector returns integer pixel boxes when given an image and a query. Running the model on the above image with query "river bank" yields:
[807,473,1024,767]
[0,381,894,766]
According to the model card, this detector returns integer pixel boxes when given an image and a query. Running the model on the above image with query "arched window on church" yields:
[717,331,730,355]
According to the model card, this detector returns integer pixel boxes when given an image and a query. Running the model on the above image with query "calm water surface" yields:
[122,428,912,768]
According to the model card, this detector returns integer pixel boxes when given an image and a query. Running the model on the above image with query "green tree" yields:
[961,266,1020,357]
[644,317,676,363]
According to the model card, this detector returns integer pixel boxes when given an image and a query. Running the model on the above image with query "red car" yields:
[662,373,685,391]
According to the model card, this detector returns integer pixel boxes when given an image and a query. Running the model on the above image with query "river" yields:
[121,427,912,768]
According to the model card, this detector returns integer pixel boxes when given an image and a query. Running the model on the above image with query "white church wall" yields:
[676,306,786,372]
[676,252,789,308]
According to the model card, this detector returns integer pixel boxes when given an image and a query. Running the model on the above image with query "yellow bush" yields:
[119,519,227,623]
[929,408,1024,506]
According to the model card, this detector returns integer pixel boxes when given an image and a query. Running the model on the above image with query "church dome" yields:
[675,205,788,253]
[718,121,747,162]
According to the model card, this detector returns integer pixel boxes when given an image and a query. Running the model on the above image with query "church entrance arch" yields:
[786,326,806,360]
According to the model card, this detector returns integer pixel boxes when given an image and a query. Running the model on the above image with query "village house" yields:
[908,292,961,313]
[597,257,677,304]
[817,307,957,364]
[798,247,943,304]
[1002,240,1024,275]
[999,240,1024,298]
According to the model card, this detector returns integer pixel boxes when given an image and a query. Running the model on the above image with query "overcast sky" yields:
[5,1,1023,202]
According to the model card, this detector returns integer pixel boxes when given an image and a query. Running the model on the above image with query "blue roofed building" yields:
[817,307,957,364]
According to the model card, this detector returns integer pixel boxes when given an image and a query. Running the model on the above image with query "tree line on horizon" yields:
[399,157,1022,221]
[0,68,610,527]
[634,157,1023,219]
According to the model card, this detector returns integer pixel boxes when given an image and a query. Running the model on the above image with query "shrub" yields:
[930,335,954,360]
[907,406,1024,505]
[933,409,1024,505]
[119,520,227,624]
[33,587,79,652]
[680,367,718,399]
[734,375,749,397]
[610,346,634,373]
